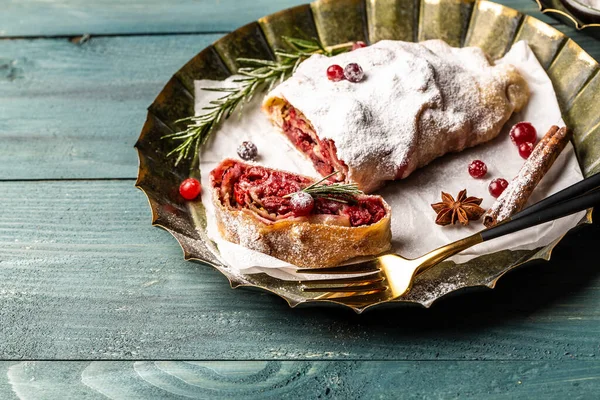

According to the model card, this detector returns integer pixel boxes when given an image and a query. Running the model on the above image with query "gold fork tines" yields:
[301,274,385,293]
[297,234,484,303]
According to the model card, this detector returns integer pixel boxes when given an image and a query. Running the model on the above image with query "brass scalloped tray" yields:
[135,0,598,312]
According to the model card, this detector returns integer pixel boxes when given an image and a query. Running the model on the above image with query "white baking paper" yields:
[197,41,585,281]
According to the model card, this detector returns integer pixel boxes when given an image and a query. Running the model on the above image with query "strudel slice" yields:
[263,39,530,192]
[210,159,392,268]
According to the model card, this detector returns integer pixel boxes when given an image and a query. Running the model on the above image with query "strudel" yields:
[210,159,392,267]
[263,40,530,192]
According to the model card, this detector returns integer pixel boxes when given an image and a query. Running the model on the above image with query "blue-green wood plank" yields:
[0,180,598,360]
[0,0,550,38]
[0,0,308,37]
[1,361,600,399]
[0,34,222,180]
[1,362,101,400]
[0,364,17,400]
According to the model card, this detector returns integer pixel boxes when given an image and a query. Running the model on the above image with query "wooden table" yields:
[2,0,600,398]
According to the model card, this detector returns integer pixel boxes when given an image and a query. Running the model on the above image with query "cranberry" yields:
[344,63,364,83]
[489,178,509,198]
[327,65,345,82]
[468,160,488,179]
[351,41,367,51]
[518,142,534,159]
[179,178,201,200]
[510,122,537,146]
[237,141,258,161]
[289,192,314,216]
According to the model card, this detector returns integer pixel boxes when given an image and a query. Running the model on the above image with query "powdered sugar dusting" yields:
[289,191,313,211]
[404,273,467,306]
[266,39,527,192]
[497,155,543,221]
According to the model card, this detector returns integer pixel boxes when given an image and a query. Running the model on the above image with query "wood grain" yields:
[0,34,221,180]
[0,0,308,37]
[0,0,549,38]
[0,360,599,399]
[0,180,599,360]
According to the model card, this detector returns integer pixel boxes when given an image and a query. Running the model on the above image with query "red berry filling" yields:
[327,65,345,82]
[179,178,202,200]
[488,178,509,198]
[210,160,386,227]
[277,103,349,183]
[510,122,537,146]
[468,160,487,178]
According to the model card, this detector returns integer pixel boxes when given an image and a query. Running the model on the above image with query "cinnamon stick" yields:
[483,125,573,227]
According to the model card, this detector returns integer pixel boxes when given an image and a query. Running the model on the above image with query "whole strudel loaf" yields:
[263,40,530,192]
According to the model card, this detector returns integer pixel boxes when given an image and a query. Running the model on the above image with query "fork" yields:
[297,173,600,303]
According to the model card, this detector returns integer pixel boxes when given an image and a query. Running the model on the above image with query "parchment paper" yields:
[197,41,585,280]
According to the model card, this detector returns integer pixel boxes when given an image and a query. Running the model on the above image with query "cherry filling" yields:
[211,160,386,227]
[278,104,349,183]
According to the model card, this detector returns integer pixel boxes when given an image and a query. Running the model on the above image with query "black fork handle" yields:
[480,188,600,242]
[510,172,600,220]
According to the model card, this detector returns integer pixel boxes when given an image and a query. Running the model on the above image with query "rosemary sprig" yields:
[162,36,352,165]
[284,171,363,204]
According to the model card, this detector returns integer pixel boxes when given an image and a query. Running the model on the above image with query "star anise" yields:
[431,189,485,226]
